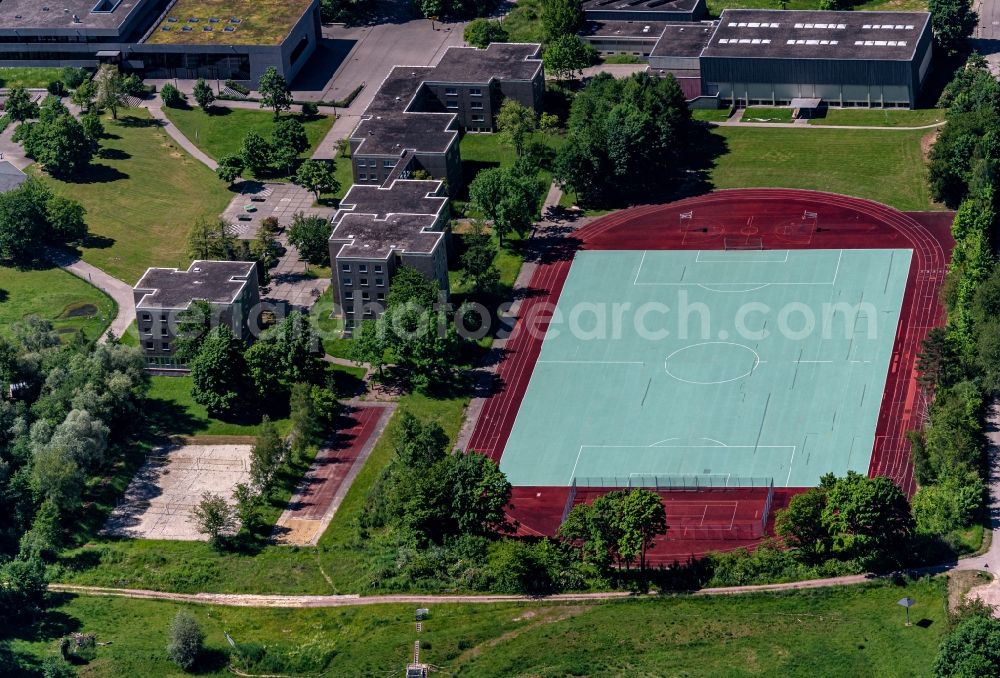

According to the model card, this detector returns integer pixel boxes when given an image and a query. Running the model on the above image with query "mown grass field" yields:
[145,375,291,437]
[743,107,793,123]
[0,67,65,89]
[31,109,233,284]
[56,392,468,594]
[810,108,946,127]
[0,266,115,342]
[709,126,939,211]
[707,0,926,15]
[161,105,335,160]
[11,578,947,676]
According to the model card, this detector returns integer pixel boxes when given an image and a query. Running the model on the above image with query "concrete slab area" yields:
[103,444,252,541]
[274,403,395,545]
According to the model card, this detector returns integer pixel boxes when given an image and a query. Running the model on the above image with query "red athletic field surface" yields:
[466,189,953,561]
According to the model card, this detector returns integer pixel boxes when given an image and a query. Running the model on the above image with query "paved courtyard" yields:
[103,443,252,541]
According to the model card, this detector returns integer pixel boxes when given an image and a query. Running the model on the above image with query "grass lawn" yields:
[31,108,233,284]
[145,375,291,437]
[503,0,545,43]
[0,67,65,89]
[0,266,115,342]
[459,131,565,209]
[693,108,733,122]
[312,286,353,358]
[161,105,335,160]
[56,391,468,594]
[810,108,946,127]
[743,106,793,123]
[13,577,946,676]
[709,126,939,211]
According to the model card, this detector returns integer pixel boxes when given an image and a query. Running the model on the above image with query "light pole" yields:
[897,597,915,626]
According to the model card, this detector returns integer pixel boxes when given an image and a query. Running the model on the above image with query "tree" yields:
[0,554,47,624]
[0,179,86,262]
[459,221,500,295]
[93,64,127,120]
[774,487,830,563]
[159,83,183,107]
[15,111,93,178]
[271,117,308,174]
[47,409,109,471]
[71,79,96,112]
[249,416,289,491]
[174,299,214,362]
[934,614,1000,677]
[166,610,204,671]
[30,445,84,512]
[232,482,262,534]
[351,317,390,379]
[294,159,339,200]
[186,217,240,260]
[288,382,328,454]
[464,18,508,48]
[541,0,583,41]
[258,66,292,119]
[917,326,963,392]
[929,0,978,58]
[190,326,247,415]
[544,35,594,82]
[61,66,89,89]
[192,78,215,110]
[79,112,104,151]
[468,166,539,245]
[240,130,273,176]
[4,87,37,122]
[448,451,513,537]
[216,154,244,185]
[287,211,331,265]
[821,472,914,568]
[617,489,667,574]
[496,99,537,157]
[190,491,237,545]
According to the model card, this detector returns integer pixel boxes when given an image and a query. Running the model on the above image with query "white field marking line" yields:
[635,249,847,288]
[633,250,647,286]
[832,249,843,286]
[695,250,790,263]
[537,360,644,365]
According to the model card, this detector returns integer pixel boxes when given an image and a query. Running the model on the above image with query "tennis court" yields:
[499,248,911,488]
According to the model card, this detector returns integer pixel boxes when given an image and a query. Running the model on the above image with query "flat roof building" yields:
[133,260,260,367]
[699,10,932,108]
[0,0,320,83]
[328,181,450,330]
[582,0,707,23]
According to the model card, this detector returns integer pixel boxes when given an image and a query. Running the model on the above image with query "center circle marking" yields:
[664,341,760,385]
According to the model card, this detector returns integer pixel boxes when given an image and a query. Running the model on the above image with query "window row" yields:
[341,263,384,274]
[444,87,483,96]
[342,277,386,287]
[344,291,386,301]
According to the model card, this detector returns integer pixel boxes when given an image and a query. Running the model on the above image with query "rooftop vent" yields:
[209,17,219,23]
[73,14,80,22]
[42,6,50,11]
[167,16,177,22]
[203,25,212,31]
[91,0,122,13]
[223,25,235,31]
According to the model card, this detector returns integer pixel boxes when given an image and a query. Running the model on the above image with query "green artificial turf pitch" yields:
[499,249,911,488]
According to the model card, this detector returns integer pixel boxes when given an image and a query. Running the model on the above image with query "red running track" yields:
[466,190,953,558]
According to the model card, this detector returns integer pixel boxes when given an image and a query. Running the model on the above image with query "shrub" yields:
[60,67,89,89]
[166,610,204,671]
[119,73,145,97]
[300,101,319,117]
[160,83,184,108]
[46,81,65,97]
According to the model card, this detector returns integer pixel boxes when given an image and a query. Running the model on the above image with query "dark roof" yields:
[134,260,256,310]
[330,213,443,260]
[0,0,143,32]
[366,66,434,114]
[649,22,715,57]
[582,0,703,16]
[335,180,447,222]
[428,43,542,83]
[702,9,930,61]
[0,161,27,193]
[585,20,672,38]
[352,111,457,156]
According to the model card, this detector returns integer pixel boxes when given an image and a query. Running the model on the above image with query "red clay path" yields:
[466,189,954,561]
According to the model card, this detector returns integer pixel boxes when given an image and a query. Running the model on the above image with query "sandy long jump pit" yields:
[103,443,252,541]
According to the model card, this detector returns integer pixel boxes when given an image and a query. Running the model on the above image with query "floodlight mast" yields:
[897,597,915,626]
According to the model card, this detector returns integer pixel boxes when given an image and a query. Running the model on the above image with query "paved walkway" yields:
[45,248,135,342]
[146,103,218,171]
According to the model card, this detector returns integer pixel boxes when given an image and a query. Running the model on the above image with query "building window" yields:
[344,290,353,300]
[364,308,374,316]
[446,100,458,109]
[445,87,457,95]
[359,264,368,273]
[377,292,385,301]
[376,277,385,287]
[359,173,367,181]
[360,277,369,286]
[383,160,396,168]
[343,277,352,286]
[346,304,354,314]
[471,101,483,109]
[141,312,151,322]
[472,114,485,123]
[145,341,153,350]
[161,343,170,352]
[361,291,370,300]
[160,314,167,322]
[341,263,351,272]
[374,264,384,273]
[470,87,482,96]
